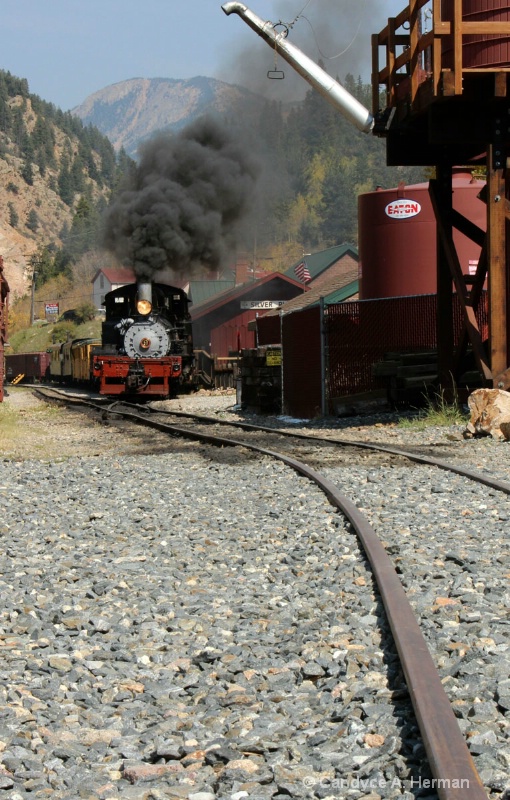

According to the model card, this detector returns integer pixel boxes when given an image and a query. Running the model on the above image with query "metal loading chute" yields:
[221,1,374,134]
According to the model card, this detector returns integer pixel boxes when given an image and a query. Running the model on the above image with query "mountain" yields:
[0,70,131,299]
[72,76,268,157]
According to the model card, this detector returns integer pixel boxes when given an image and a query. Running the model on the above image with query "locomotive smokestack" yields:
[137,281,152,305]
[137,281,153,314]
[221,1,374,134]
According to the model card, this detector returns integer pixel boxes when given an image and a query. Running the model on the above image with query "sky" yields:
[1,0,406,112]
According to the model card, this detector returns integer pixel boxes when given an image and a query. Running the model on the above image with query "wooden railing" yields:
[372,0,510,113]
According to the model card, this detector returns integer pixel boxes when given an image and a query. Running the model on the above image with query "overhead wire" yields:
[276,0,368,61]
[287,0,313,27]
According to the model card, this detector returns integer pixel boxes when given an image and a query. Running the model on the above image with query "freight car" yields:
[0,256,9,402]
[5,352,51,384]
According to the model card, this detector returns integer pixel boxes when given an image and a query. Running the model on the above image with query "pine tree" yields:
[26,208,39,232]
[21,160,34,186]
[58,157,74,206]
[8,202,18,228]
[70,154,86,193]
[66,195,100,257]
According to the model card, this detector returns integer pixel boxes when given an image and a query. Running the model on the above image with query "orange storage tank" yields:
[358,171,486,299]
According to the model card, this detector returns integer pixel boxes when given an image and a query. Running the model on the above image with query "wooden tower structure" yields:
[372,0,510,394]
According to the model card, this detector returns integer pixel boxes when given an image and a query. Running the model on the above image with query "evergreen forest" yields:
[244,73,426,254]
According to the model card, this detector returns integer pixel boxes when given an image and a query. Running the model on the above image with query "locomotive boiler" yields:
[92,280,195,399]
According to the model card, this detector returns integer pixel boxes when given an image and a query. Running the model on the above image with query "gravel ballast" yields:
[0,388,508,800]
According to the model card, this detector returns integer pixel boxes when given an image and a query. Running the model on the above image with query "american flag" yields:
[294,261,311,283]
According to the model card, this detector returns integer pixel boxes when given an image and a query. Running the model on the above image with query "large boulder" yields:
[464,388,510,440]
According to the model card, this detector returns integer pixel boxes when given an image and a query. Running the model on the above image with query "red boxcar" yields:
[5,352,51,384]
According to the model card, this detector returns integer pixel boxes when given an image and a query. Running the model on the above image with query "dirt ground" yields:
[0,387,125,459]
[0,386,237,460]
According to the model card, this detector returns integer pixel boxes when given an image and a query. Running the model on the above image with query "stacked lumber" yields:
[371,351,438,403]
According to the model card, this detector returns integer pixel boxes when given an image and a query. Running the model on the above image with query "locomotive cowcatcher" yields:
[92,280,194,399]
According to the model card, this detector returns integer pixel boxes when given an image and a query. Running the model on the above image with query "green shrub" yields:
[51,321,77,343]
[73,303,97,323]
[398,389,468,429]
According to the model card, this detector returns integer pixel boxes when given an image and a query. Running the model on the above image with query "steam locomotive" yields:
[41,280,195,400]
[91,280,195,398]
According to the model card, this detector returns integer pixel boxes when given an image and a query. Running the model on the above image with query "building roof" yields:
[324,280,359,304]
[188,280,235,307]
[91,267,136,285]
[263,272,359,318]
[190,272,303,321]
[284,243,358,283]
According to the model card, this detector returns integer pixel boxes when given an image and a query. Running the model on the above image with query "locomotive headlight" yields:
[136,299,152,315]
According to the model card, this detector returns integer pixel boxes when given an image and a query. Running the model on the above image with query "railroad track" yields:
[33,387,508,799]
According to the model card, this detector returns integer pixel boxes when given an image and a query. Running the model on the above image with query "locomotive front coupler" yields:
[126,358,149,390]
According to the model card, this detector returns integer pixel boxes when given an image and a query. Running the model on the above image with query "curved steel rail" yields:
[121,408,490,800]
[146,404,510,495]
[32,388,490,798]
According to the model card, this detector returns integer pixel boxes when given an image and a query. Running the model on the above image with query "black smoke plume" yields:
[101,116,260,279]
